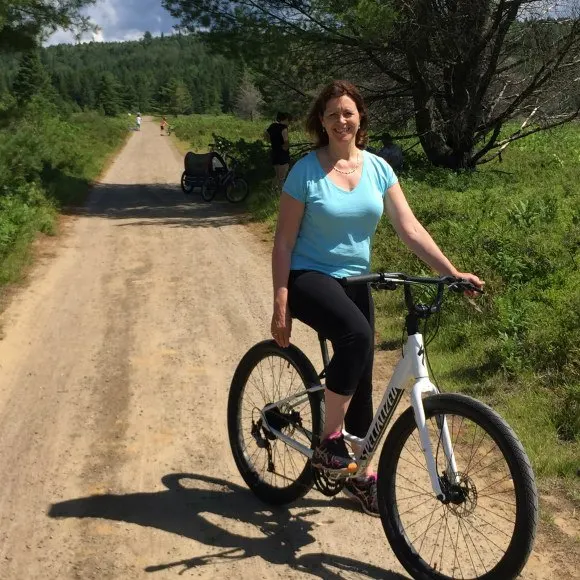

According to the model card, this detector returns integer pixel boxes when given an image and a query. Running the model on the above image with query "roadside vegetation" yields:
[0,95,127,286]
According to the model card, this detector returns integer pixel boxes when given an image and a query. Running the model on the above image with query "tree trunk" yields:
[408,54,475,170]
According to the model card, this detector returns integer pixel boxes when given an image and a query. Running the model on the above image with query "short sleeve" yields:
[282,157,308,203]
[374,155,398,196]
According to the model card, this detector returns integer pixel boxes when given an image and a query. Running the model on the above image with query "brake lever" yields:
[449,280,484,294]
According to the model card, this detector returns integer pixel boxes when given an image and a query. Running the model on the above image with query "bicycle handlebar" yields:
[341,273,482,321]
[341,272,482,294]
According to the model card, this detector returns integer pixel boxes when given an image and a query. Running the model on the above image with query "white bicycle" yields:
[228,273,538,580]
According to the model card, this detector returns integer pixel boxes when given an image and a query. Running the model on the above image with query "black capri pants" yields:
[288,270,374,438]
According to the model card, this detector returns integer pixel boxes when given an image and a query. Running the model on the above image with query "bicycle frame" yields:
[261,331,458,500]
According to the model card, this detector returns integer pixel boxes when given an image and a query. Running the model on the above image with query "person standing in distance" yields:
[264,112,291,190]
[270,80,483,516]
[136,113,142,131]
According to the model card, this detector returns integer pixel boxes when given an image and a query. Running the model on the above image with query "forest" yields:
[0,33,240,116]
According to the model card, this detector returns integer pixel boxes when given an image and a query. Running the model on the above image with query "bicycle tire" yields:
[228,340,323,505]
[201,176,217,201]
[180,171,194,194]
[377,393,537,580]
[226,178,249,203]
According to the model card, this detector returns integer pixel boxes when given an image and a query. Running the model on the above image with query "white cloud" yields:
[45,0,179,46]
[92,0,119,28]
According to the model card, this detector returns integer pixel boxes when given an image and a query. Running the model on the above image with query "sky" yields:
[43,0,579,46]
[46,0,181,46]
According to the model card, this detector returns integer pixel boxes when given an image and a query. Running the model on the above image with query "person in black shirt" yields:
[264,112,291,189]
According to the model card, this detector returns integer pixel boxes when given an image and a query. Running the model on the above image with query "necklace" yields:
[331,151,360,175]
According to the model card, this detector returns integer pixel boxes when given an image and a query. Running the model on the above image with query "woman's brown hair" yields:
[305,80,368,149]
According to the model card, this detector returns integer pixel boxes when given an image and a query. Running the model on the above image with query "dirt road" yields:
[0,118,575,579]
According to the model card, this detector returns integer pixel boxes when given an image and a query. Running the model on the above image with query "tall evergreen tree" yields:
[171,81,192,114]
[96,72,121,116]
[12,50,49,104]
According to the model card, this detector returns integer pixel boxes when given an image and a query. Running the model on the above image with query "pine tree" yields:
[96,72,121,116]
[12,50,49,105]
[171,81,192,115]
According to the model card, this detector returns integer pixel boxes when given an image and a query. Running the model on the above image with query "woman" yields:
[271,80,483,517]
[264,112,291,188]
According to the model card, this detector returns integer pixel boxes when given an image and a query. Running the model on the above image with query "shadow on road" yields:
[66,182,252,230]
[48,473,408,579]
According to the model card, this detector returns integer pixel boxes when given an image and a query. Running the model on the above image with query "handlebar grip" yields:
[341,273,382,286]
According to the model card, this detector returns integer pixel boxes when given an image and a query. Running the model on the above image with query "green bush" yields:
[0,99,127,285]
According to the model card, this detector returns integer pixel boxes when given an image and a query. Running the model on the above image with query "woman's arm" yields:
[271,193,305,347]
[385,182,483,288]
[282,127,289,151]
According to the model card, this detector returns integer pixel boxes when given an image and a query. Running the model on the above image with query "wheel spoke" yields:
[232,351,317,495]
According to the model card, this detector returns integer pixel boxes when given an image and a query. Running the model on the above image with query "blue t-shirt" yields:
[283,150,398,277]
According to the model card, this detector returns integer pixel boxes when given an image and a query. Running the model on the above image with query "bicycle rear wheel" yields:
[228,340,323,505]
[226,178,249,203]
[378,393,537,580]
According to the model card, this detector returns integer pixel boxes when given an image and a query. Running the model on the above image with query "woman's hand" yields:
[454,271,485,297]
[271,304,292,348]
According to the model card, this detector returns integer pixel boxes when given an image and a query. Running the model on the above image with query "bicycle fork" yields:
[407,334,459,500]
[351,333,460,500]
[411,379,459,499]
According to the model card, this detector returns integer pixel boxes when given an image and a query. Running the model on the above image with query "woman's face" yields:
[321,95,360,145]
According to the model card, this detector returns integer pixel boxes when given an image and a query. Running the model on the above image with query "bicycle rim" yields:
[230,343,321,501]
[380,395,537,580]
[226,178,249,203]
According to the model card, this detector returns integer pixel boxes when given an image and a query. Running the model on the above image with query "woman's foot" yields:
[311,432,358,474]
[343,473,380,517]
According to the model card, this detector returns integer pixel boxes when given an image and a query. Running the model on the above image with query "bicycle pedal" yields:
[313,468,345,497]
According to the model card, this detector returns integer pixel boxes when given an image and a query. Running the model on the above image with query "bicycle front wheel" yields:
[228,340,323,505]
[378,393,537,580]
[226,178,249,203]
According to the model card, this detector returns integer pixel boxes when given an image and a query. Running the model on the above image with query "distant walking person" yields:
[377,133,403,171]
[264,112,290,189]
[136,113,142,131]
[160,116,168,135]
